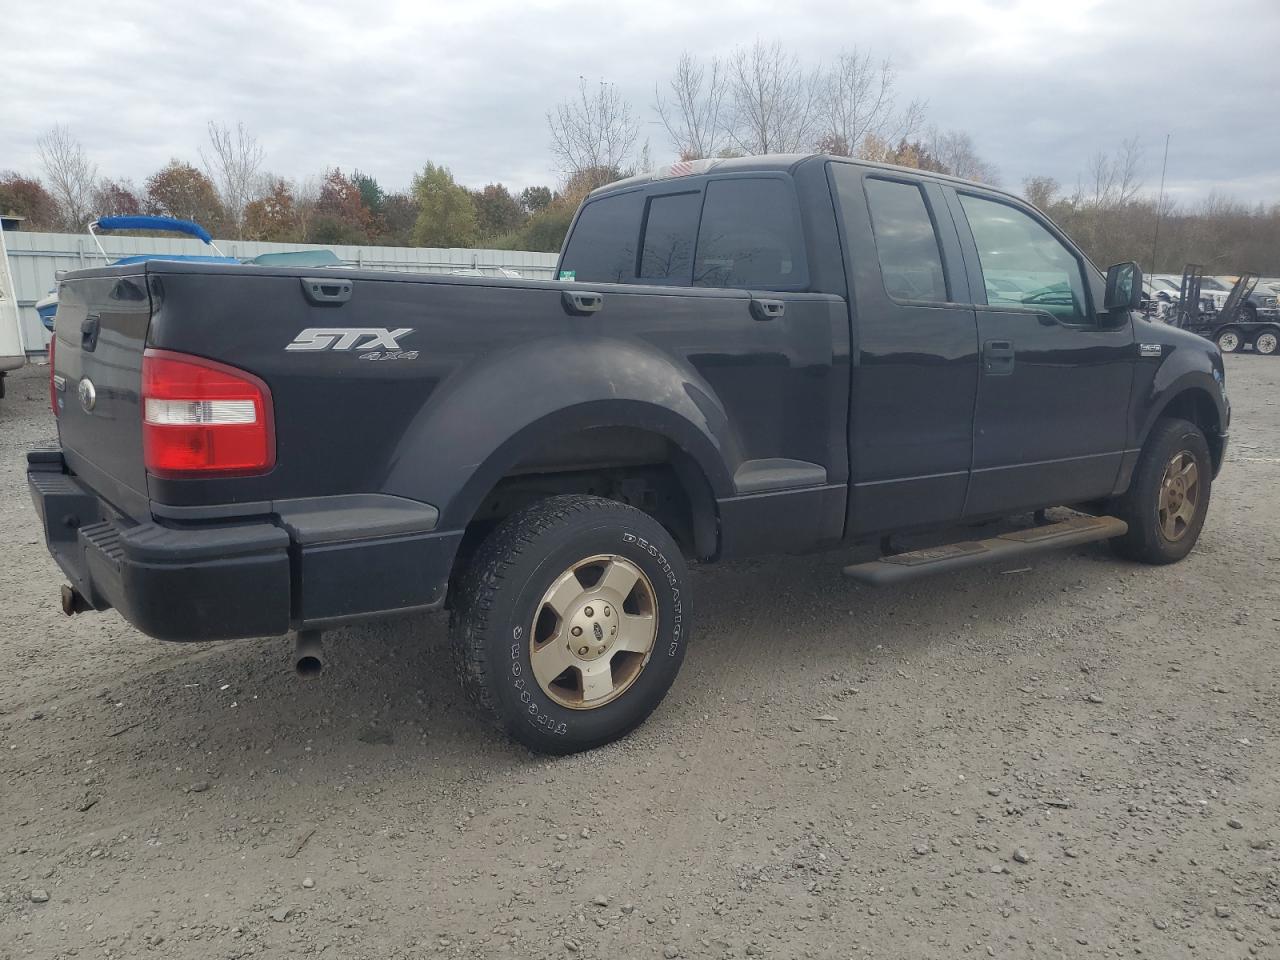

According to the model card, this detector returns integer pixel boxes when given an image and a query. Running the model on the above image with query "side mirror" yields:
[1104,261,1143,311]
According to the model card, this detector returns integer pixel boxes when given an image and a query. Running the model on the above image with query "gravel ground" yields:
[1,356,1278,960]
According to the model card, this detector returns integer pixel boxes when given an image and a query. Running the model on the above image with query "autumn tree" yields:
[547,79,639,179]
[0,172,60,229]
[308,168,372,243]
[519,185,553,215]
[243,178,298,241]
[145,160,227,230]
[352,171,385,217]
[92,179,143,217]
[412,163,478,248]
[471,183,526,241]
[38,125,98,229]
[378,192,419,247]
[200,121,265,238]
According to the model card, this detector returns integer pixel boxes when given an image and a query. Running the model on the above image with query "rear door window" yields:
[638,191,702,283]
[864,178,949,302]
[559,190,645,283]
[693,178,805,290]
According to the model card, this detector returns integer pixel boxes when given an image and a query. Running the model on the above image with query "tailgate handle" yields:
[562,290,604,316]
[750,298,786,321]
[300,277,353,305]
[80,315,100,352]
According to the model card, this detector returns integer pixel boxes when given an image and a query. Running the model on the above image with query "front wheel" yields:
[1111,418,1212,564]
[450,495,690,754]
[1254,327,1279,356]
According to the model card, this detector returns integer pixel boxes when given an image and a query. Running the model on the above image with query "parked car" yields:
[30,154,1230,753]
[1214,276,1280,322]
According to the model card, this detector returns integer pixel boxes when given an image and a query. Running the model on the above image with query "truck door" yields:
[829,164,980,536]
[944,188,1134,516]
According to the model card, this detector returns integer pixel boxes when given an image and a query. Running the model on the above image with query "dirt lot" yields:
[1,356,1278,960]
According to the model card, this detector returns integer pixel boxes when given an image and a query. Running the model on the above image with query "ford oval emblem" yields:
[78,378,97,412]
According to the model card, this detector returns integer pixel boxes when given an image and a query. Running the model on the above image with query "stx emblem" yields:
[286,327,414,352]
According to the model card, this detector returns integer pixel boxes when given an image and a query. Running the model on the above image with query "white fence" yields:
[2,231,560,354]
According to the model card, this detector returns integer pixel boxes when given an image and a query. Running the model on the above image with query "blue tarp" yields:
[96,215,215,244]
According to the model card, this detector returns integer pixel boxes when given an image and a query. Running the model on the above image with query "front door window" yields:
[959,194,1089,324]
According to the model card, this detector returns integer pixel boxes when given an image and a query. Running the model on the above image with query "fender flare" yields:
[381,335,741,531]
[1138,369,1227,447]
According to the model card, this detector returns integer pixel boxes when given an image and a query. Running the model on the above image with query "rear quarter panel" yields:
[142,264,847,538]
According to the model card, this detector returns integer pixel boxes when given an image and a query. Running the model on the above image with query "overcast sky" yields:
[3,0,1278,206]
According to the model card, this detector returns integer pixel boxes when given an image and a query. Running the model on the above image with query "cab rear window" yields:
[558,190,644,283]
[560,177,805,291]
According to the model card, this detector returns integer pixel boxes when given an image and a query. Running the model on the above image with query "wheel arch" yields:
[1144,383,1226,473]
[449,405,725,558]
[380,335,738,559]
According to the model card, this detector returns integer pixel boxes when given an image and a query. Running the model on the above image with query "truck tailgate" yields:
[51,271,151,519]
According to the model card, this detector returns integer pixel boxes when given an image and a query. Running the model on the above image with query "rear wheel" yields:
[451,495,689,754]
[1111,418,1212,564]
[1254,327,1279,356]
[1215,327,1242,353]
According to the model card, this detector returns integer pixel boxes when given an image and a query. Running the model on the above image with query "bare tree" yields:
[547,78,640,179]
[37,125,98,229]
[655,52,729,160]
[925,127,999,183]
[1022,175,1060,210]
[726,40,819,154]
[201,121,265,238]
[817,49,924,157]
[1081,137,1143,208]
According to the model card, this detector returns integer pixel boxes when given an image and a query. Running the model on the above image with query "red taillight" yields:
[49,337,58,415]
[141,349,275,477]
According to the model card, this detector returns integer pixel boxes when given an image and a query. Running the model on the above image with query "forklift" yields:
[1169,265,1277,356]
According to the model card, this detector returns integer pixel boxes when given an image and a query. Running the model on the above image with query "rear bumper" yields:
[28,451,460,642]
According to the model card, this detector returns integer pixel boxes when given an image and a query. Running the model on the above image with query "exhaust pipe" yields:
[294,630,324,679]
[61,584,92,616]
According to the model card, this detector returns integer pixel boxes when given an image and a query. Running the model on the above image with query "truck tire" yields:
[450,495,689,754]
[1214,327,1242,353]
[1254,327,1279,356]
[1111,418,1212,565]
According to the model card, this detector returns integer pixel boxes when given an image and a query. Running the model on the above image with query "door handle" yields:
[562,290,604,316]
[749,298,785,321]
[300,277,353,305]
[983,339,1015,375]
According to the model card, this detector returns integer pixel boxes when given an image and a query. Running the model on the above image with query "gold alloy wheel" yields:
[1158,450,1200,542]
[529,554,658,709]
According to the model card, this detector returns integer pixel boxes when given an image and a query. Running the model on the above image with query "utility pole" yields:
[1150,133,1170,274]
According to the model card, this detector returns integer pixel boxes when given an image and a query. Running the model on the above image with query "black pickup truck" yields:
[30,155,1230,753]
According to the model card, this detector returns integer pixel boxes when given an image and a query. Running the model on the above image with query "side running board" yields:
[843,515,1128,586]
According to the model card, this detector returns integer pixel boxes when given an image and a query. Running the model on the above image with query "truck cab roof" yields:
[591,153,1024,206]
